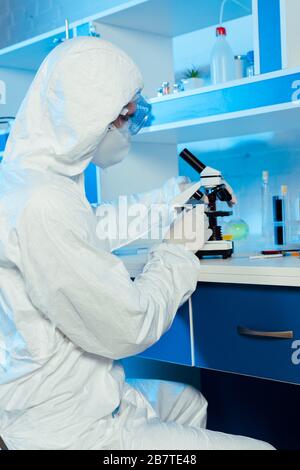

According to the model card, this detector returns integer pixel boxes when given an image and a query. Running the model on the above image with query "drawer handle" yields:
[237,327,294,339]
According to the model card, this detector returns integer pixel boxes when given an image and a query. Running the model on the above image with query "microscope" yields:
[180,148,234,259]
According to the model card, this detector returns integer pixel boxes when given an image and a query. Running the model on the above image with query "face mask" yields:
[92,124,131,169]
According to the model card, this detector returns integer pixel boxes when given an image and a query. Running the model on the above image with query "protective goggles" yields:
[121,93,153,136]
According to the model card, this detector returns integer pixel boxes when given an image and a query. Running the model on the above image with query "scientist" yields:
[0,37,273,450]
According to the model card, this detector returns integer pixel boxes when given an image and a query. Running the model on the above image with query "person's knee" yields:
[230,435,275,450]
[184,385,208,411]
[254,439,276,450]
[176,385,208,429]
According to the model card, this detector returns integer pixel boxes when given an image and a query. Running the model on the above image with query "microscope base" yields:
[197,241,234,260]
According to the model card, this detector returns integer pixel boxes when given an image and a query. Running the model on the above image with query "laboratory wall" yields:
[0,0,131,49]
[93,22,174,99]
[280,0,300,69]
[100,143,179,201]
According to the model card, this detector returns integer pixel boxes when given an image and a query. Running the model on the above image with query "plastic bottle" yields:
[211,26,235,85]
[234,55,247,79]
[246,50,255,77]
[261,171,272,244]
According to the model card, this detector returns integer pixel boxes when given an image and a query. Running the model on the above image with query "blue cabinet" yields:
[193,283,300,384]
[139,301,192,366]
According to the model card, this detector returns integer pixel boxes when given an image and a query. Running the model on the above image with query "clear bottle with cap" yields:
[234,55,247,79]
[261,170,272,244]
[272,185,291,246]
[294,194,300,242]
[211,26,235,85]
[281,185,292,244]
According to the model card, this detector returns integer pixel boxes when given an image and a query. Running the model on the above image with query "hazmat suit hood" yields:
[3,37,143,177]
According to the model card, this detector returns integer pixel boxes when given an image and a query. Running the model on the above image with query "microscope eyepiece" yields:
[179,149,206,174]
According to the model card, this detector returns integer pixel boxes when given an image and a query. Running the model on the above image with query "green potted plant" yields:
[182,66,204,91]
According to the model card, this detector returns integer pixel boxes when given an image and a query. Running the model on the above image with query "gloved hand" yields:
[222,180,238,208]
[164,205,212,253]
[177,180,237,208]
[171,181,204,207]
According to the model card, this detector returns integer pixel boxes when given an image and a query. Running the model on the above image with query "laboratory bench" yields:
[120,254,300,386]
[122,253,300,287]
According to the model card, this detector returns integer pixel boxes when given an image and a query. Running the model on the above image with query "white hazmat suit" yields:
[0,37,273,450]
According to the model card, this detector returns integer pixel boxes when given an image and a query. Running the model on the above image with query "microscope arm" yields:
[180,148,237,207]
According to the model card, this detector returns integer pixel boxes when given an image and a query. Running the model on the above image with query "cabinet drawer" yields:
[139,301,192,366]
[193,283,300,384]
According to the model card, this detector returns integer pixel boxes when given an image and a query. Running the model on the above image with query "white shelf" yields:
[135,101,300,145]
[134,68,300,145]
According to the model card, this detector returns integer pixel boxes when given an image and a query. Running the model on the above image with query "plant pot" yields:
[181,77,204,91]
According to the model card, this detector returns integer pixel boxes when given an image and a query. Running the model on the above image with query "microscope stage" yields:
[197,241,234,259]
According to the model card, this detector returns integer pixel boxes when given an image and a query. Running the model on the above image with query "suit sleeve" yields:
[94,176,190,252]
[17,187,199,360]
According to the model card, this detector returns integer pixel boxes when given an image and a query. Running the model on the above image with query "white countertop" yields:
[119,253,300,287]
